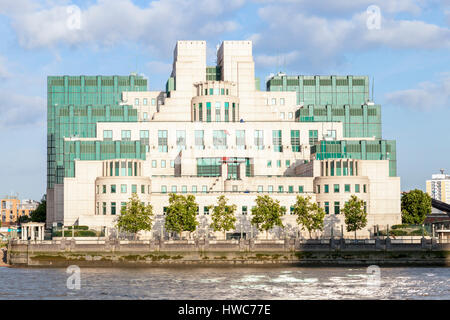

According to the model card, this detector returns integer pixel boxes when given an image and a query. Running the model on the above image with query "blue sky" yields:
[0,0,449,200]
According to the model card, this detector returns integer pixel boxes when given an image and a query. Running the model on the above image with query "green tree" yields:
[30,195,46,223]
[251,195,285,239]
[18,215,31,224]
[401,189,431,224]
[209,195,237,239]
[343,195,368,239]
[116,193,154,239]
[165,193,199,239]
[293,195,325,238]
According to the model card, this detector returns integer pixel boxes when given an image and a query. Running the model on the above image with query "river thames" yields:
[0,266,449,299]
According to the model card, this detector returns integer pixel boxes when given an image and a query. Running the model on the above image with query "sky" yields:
[0,0,449,201]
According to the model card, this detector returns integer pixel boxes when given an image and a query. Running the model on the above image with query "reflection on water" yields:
[0,266,449,300]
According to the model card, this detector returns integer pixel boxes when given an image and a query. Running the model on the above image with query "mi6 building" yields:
[46,40,401,238]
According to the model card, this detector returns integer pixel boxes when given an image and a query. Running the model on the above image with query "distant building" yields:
[426,170,450,204]
[0,196,39,226]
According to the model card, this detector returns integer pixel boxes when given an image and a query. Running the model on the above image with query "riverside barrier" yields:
[6,237,450,267]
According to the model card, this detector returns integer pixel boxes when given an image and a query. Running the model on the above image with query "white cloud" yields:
[0,92,46,127]
[4,0,245,54]
[252,0,425,15]
[255,51,301,68]
[253,5,450,69]
[385,75,450,110]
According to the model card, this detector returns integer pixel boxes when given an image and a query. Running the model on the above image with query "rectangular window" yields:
[224,102,229,122]
[128,161,132,176]
[204,206,210,215]
[345,184,351,193]
[199,103,203,121]
[280,98,285,105]
[158,130,168,152]
[102,202,106,215]
[140,130,149,152]
[171,186,177,193]
[215,102,221,122]
[317,185,321,193]
[236,130,245,149]
[364,184,367,193]
[102,185,106,194]
[309,130,318,145]
[161,160,166,168]
[298,186,304,193]
[221,88,225,95]
[276,160,281,168]
[343,161,348,176]
[232,103,236,122]
[206,102,212,122]
[272,130,282,152]
[272,98,276,105]
[291,130,300,152]
[324,184,329,193]
[176,130,186,151]
[115,161,119,176]
[131,184,137,193]
[278,186,284,193]
[182,186,187,193]
[195,130,205,150]
[152,160,157,168]
[111,185,116,194]
[254,130,264,150]
[268,185,274,193]
[334,184,340,193]
[355,184,360,193]
[209,88,213,96]
[121,184,127,193]
[111,202,116,215]
[286,160,290,167]
[213,130,227,149]
[103,130,113,141]
[330,162,335,176]
[290,206,294,215]
[334,202,340,215]
[267,160,272,168]
[121,202,127,212]
[135,98,139,106]
[141,185,145,194]
[325,202,329,215]
[242,206,247,215]
[192,185,197,193]
[161,185,167,193]
[151,98,156,105]
[121,130,131,141]
[257,185,263,193]
[336,161,342,176]
[288,185,294,193]
[202,185,208,193]
[143,98,148,105]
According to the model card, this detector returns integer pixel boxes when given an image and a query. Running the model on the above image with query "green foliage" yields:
[292,195,325,238]
[250,195,285,237]
[66,226,89,230]
[18,215,31,224]
[209,195,237,236]
[401,189,431,224]
[30,195,46,223]
[343,195,368,235]
[164,193,199,235]
[52,230,98,237]
[116,193,154,236]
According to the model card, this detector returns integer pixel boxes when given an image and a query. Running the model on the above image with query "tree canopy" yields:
[251,195,285,238]
[116,193,154,237]
[30,194,46,223]
[292,195,325,238]
[164,193,199,236]
[343,195,368,238]
[401,189,431,224]
[209,195,237,238]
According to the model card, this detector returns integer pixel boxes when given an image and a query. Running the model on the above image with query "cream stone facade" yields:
[50,40,401,238]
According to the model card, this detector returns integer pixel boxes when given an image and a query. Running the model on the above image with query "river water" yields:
[0,266,449,300]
